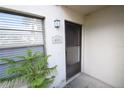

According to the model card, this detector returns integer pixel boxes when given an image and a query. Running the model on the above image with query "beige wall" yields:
[1,5,84,87]
[84,6,124,87]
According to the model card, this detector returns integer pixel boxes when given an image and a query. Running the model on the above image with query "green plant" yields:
[0,50,57,88]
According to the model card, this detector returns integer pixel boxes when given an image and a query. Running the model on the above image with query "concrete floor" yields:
[65,73,112,88]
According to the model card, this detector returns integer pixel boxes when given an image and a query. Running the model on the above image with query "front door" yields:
[65,21,82,80]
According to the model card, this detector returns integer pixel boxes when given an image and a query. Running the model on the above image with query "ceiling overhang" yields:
[63,5,109,16]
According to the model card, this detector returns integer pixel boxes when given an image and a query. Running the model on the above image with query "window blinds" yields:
[0,12,44,48]
[0,46,44,78]
[0,11,44,80]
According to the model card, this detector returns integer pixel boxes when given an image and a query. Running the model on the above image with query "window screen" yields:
[0,11,44,79]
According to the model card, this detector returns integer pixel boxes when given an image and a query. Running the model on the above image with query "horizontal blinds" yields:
[0,12,45,80]
[0,30,44,48]
[0,46,44,78]
[0,12,43,31]
[0,12,44,48]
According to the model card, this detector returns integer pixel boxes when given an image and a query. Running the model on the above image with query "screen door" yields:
[65,21,82,80]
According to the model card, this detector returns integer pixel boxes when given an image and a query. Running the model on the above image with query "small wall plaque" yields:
[52,35,63,44]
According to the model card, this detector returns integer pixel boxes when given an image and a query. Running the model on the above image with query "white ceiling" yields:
[64,5,108,15]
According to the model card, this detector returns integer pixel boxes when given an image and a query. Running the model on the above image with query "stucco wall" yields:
[1,5,84,87]
[84,6,124,87]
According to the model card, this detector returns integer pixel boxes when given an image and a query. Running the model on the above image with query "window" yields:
[0,12,44,48]
[0,11,45,78]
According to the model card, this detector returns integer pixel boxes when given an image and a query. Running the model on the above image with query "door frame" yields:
[64,20,82,81]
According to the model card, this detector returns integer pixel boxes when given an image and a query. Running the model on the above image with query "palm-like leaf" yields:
[0,58,16,64]
[0,49,57,88]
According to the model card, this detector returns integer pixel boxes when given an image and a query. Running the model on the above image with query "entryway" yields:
[65,21,82,80]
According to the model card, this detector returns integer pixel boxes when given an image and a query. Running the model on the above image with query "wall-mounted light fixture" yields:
[54,19,60,28]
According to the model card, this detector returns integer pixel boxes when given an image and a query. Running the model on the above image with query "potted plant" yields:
[0,50,57,88]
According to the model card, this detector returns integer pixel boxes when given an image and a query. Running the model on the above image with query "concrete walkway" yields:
[65,73,112,88]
